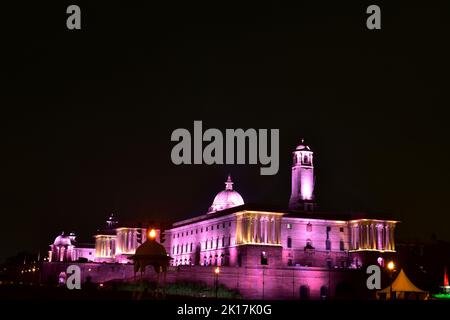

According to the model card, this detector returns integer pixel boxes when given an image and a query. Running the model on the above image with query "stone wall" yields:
[42,262,368,299]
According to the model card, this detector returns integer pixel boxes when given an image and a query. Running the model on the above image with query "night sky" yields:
[1,1,449,261]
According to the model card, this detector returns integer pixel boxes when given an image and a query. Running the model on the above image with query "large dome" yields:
[53,233,73,246]
[208,175,244,214]
[295,138,311,151]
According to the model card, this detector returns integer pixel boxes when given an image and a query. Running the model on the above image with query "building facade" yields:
[49,214,160,264]
[163,141,397,270]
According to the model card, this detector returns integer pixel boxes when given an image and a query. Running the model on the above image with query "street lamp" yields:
[214,267,220,298]
[387,261,395,300]
[148,229,156,240]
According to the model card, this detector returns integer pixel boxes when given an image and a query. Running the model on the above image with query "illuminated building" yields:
[49,232,94,262]
[45,139,399,299]
[164,140,398,269]
[49,214,160,264]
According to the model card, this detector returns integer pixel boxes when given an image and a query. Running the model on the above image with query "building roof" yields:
[129,239,169,259]
[169,203,397,229]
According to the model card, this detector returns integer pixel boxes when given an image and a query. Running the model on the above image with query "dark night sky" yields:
[1,1,449,261]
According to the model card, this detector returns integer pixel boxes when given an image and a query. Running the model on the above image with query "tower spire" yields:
[225,174,234,191]
[289,139,315,211]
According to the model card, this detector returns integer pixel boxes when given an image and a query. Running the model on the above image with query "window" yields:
[222,223,225,228]
[196,229,198,234]
[340,227,344,233]
[222,236,225,247]
[191,230,193,235]
[201,228,203,232]
[287,223,292,229]
[326,239,331,251]
[216,238,219,248]
[217,224,219,229]
[206,227,209,231]
[210,239,213,248]
[287,237,292,248]
[261,252,268,265]
[306,223,312,232]
[229,222,231,227]
[190,243,193,252]
[326,259,332,269]
[300,285,310,300]
[205,241,208,250]
[340,240,345,251]
[320,286,328,300]
[212,225,214,230]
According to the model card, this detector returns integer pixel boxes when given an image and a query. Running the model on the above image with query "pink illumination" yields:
[444,266,449,287]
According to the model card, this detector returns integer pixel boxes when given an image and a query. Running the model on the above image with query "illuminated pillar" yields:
[269,218,274,244]
[259,217,264,243]
[384,225,390,251]
[276,218,281,244]
[246,217,251,243]
[371,223,376,249]
[264,218,268,243]
[389,224,395,251]
[377,224,383,250]
[272,218,277,244]
[236,216,242,244]
[254,217,259,243]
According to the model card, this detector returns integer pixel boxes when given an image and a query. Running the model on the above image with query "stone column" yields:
[371,223,376,249]
[385,225,390,251]
[264,218,268,243]
[389,224,395,251]
[377,224,383,250]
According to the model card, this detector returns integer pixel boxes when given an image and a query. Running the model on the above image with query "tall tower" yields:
[289,139,315,211]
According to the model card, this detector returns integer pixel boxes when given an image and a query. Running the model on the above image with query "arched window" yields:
[261,251,268,265]
[300,285,310,300]
[320,286,328,299]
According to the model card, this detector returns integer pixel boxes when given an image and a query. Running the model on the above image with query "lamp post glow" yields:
[148,229,156,240]
[387,261,395,300]
[214,267,220,298]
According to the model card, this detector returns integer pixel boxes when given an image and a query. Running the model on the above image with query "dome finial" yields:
[225,174,233,191]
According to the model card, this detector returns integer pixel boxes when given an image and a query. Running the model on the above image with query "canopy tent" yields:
[377,269,429,300]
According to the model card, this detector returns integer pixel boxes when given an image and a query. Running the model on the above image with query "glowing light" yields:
[148,229,156,239]
[387,261,395,271]
[215,267,220,274]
